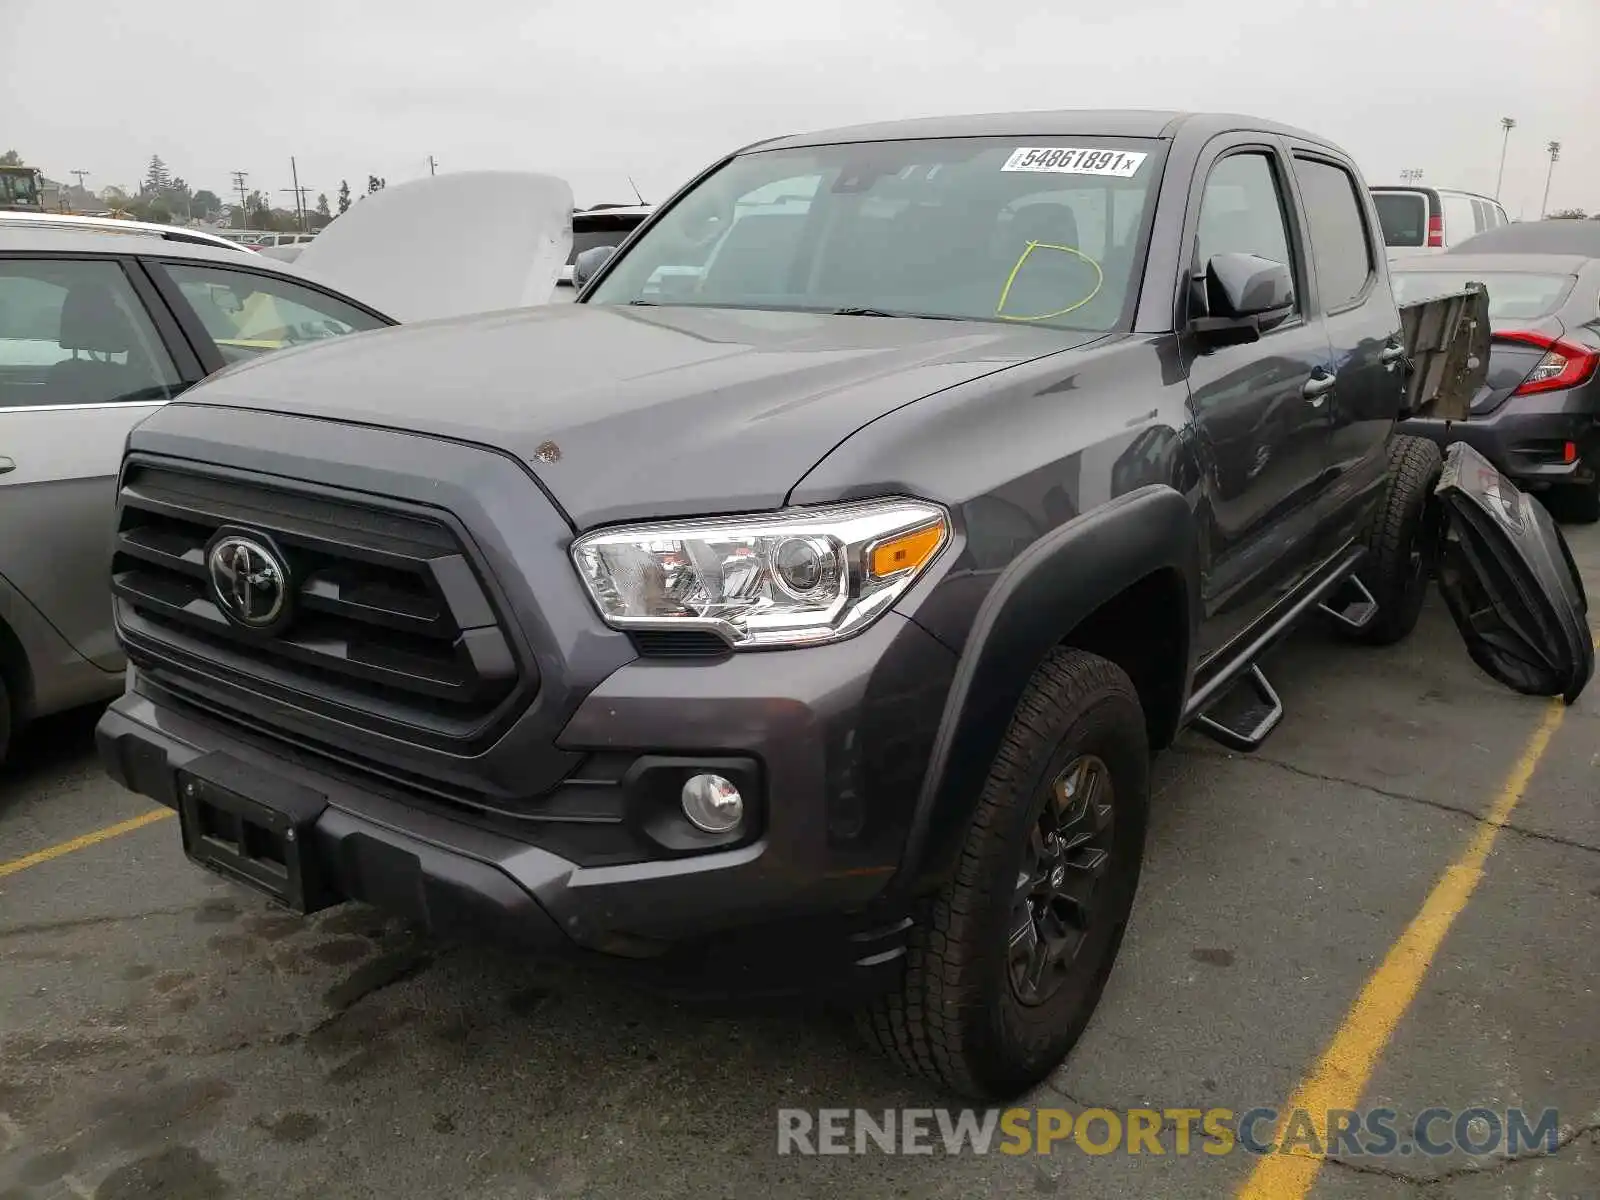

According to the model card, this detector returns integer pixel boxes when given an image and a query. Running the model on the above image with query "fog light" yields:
[681,773,744,833]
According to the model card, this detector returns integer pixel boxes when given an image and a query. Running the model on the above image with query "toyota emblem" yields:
[207,535,289,630]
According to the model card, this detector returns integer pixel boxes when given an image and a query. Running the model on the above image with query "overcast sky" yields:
[4,0,1595,215]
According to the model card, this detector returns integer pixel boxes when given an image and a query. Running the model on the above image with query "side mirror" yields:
[571,245,617,291]
[1192,253,1295,345]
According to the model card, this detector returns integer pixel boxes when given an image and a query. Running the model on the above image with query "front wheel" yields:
[859,648,1149,1099]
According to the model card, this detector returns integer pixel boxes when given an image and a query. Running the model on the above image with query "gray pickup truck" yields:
[96,110,1589,1100]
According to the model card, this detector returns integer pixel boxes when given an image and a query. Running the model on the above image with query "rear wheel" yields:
[859,648,1149,1099]
[1346,434,1443,646]
[0,674,10,766]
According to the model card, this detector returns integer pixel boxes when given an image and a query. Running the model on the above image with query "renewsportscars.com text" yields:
[776,1106,1563,1157]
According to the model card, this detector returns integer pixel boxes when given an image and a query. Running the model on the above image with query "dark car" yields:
[95,110,1587,1100]
[1392,253,1600,518]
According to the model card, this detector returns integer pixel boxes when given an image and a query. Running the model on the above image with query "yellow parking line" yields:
[0,809,174,880]
[1236,697,1567,1199]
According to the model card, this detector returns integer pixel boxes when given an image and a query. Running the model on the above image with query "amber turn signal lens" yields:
[868,522,945,579]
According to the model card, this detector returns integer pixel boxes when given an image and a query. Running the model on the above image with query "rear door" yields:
[1439,193,1479,249]
[1287,150,1402,554]
[1181,137,1338,658]
[0,253,201,669]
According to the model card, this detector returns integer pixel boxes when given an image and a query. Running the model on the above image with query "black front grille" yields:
[112,460,530,743]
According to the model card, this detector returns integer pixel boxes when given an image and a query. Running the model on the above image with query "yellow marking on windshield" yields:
[994,241,1104,323]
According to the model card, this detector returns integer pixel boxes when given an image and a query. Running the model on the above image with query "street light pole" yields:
[1540,141,1560,218]
[1495,117,1516,201]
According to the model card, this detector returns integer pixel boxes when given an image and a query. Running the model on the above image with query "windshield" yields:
[1,170,40,206]
[1391,270,1576,321]
[1373,192,1427,247]
[587,136,1163,331]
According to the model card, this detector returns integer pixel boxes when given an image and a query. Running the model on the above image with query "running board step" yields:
[1192,664,1284,752]
[1318,575,1378,631]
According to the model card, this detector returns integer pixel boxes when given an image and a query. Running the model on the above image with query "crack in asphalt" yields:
[1321,1121,1600,1192]
[1179,746,1600,857]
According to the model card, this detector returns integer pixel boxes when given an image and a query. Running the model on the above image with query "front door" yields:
[0,255,189,670]
[1181,143,1337,659]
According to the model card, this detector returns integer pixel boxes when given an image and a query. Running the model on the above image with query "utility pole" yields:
[1495,117,1516,201]
[291,156,305,231]
[230,170,249,226]
[427,155,438,176]
[66,170,89,213]
[279,184,312,231]
[1540,141,1560,218]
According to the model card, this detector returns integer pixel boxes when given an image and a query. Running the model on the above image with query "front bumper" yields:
[1400,389,1600,489]
[97,608,957,998]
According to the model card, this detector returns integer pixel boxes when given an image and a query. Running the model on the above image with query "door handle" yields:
[0,457,14,476]
[1302,370,1337,404]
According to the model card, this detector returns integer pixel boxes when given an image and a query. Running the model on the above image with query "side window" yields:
[1195,152,1296,299]
[0,259,180,409]
[1292,157,1374,310]
[161,263,387,366]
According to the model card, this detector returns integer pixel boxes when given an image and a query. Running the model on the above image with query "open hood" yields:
[1434,442,1593,703]
[291,171,573,322]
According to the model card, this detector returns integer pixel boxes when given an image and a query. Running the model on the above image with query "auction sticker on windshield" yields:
[1002,148,1148,177]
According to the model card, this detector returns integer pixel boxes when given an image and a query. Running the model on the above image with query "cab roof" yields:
[744,109,1337,153]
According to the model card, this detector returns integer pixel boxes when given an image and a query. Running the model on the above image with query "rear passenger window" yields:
[0,259,180,409]
[1292,158,1374,310]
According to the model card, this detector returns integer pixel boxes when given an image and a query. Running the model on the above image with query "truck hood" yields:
[182,303,1088,528]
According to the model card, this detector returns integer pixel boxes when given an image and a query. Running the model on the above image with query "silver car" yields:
[0,229,393,760]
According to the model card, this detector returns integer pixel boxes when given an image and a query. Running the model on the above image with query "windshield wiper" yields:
[829,306,966,321]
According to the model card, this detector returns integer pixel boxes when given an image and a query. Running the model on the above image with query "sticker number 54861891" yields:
[1001,147,1148,178]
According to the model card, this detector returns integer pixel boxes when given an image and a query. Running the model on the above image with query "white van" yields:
[1370,186,1509,257]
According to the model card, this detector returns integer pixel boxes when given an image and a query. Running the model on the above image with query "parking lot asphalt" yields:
[2,534,1597,1200]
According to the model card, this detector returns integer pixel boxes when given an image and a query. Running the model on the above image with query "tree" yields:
[245,189,272,230]
[366,174,385,194]
[337,179,351,214]
[0,150,21,166]
[144,155,171,195]
[316,192,331,219]
[1547,207,1588,220]
[192,189,222,218]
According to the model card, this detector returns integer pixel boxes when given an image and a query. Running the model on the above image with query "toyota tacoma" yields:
[96,110,1584,1100]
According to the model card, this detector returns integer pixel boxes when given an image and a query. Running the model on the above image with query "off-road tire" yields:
[1553,475,1600,525]
[1347,434,1443,646]
[858,648,1149,1099]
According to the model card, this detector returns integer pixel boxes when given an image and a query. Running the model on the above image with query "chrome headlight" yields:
[571,498,949,648]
